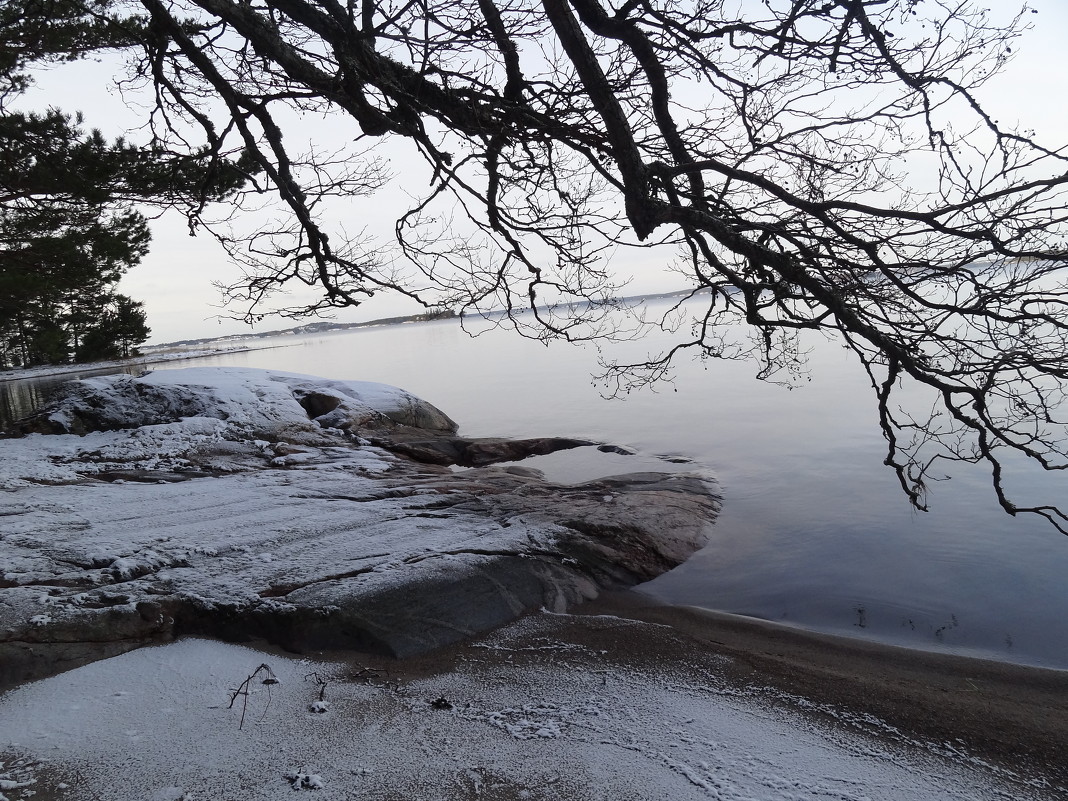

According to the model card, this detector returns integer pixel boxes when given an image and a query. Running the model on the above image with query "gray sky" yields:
[19,0,1068,345]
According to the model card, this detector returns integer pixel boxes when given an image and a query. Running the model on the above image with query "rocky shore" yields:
[0,367,719,688]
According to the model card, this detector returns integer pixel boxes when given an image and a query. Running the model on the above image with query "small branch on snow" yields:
[304,671,330,713]
[228,663,279,729]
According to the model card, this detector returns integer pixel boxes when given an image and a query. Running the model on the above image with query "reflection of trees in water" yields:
[0,380,52,430]
[0,366,144,430]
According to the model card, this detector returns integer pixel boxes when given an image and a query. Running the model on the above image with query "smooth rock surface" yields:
[0,368,720,687]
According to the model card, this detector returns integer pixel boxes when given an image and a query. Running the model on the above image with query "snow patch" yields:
[0,636,1056,801]
[284,769,325,790]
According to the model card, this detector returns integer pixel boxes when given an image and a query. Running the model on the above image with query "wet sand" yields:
[572,591,1068,789]
[293,589,1068,795]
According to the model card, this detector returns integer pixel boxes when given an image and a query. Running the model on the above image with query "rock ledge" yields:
[0,367,719,688]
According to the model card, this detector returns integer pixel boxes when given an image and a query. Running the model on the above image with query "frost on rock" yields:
[1,367,720,687]
[15,366,458,439]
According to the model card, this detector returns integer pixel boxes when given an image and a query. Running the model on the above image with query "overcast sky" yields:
[18,0,1068,345]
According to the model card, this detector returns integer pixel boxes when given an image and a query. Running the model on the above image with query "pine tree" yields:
[76,294,150,361]
[0,0,252,367]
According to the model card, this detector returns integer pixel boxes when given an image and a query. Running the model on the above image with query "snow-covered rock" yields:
[14,366,458,438]
[0,368,719,688]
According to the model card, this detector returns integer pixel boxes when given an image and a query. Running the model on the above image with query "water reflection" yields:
[0,379,51,429]
[0,365,156,431]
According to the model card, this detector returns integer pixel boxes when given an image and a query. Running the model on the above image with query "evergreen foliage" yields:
[0,0,251,368]
[0,113,152,367]
[0,0,144,101]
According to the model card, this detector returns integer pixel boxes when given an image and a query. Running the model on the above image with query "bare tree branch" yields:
[117,0,1068,530]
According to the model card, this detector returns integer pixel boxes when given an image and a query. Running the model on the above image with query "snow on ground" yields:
[16,366,454,440]
[0,415,239,487]
[2,415,531,673]
[0,614,1052,801]
[1,366,452,489]
[0,369,483,632]
[1,451,487,605]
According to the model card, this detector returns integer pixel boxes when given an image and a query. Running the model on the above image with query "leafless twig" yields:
[228,663,279,730]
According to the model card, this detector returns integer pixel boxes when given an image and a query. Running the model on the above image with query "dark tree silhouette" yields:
[86,0,1068,528]
[75,294,151,361]
[0,0,256,366]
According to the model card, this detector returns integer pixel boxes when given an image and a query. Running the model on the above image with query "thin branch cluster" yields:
[95,0,1068,528]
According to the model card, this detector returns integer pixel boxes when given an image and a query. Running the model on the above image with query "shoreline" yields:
[4,363,1063,679]
[575,590,1068,788]
[0,345,259,384]
[3,596,1065,801]
[3,365,1065,795]
[5,589,1065,793]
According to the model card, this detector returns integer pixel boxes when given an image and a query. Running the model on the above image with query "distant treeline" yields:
[156,308,458,349]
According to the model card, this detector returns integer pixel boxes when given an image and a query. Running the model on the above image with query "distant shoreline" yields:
[0,310,460,385]
[147,287,704,351]
[0,344,258,384]
[1,287,709,384]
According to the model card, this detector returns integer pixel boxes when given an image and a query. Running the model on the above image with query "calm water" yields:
[0,364,150,427]
[4,310,1068,668]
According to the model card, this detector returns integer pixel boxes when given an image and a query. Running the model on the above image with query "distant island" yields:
[149,308,459,350]
[149,287,704,351]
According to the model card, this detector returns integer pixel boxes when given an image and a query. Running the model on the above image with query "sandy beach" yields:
[2,594,1065,801]
[580,592,1068,787]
